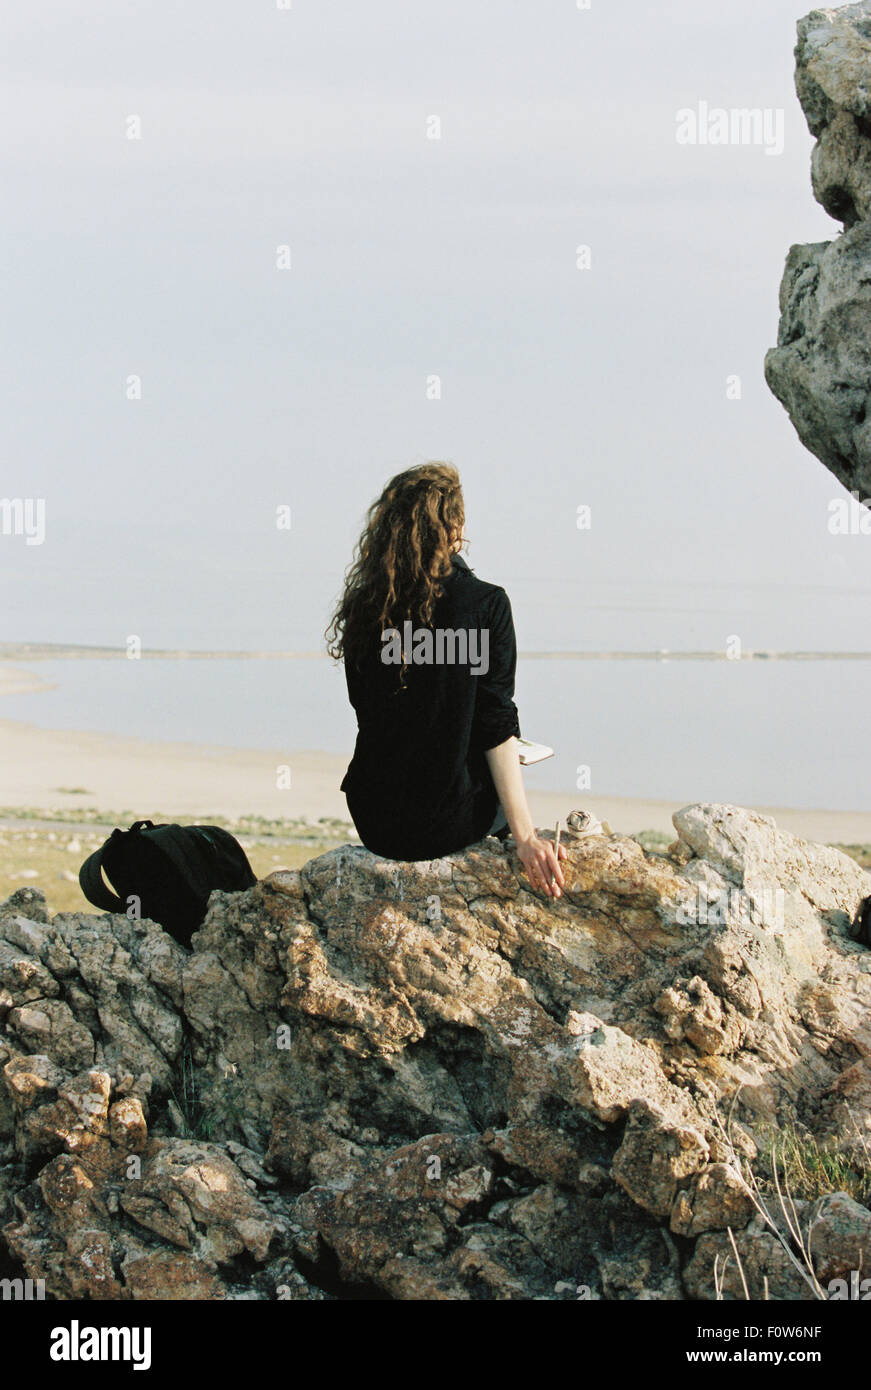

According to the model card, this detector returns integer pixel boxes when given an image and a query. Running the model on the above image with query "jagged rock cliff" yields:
[1,804,869,1300]
[765,1,871,502]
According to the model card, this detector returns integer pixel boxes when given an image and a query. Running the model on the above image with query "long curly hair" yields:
[325,462,466,671]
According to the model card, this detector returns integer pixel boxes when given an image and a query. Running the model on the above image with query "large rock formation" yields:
[765,2,871,502]
[0,803,869,1300]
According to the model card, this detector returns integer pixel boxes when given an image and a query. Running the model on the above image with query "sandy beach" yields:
[1,660,870,844]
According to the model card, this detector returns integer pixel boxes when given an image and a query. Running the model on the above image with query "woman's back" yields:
[340,552,520,860]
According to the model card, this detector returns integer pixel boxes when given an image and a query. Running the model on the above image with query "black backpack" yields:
[79,819,257,949]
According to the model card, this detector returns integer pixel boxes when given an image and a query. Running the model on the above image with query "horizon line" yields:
[2,643,871,663]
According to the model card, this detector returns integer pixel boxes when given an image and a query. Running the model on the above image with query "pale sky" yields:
[1,0,867,654]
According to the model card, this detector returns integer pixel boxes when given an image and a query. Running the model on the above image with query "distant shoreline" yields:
[2,643,871,663]
[2,656,871,844]
[0,707,869,845]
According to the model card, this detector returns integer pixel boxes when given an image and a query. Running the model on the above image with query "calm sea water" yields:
[0,656,866,812]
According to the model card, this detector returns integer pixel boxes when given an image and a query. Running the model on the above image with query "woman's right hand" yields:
[515,834,566,898]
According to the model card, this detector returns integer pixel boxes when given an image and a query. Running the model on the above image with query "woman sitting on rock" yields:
[326,461,565,897]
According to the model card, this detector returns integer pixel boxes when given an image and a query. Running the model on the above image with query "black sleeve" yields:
[470,588,521,753]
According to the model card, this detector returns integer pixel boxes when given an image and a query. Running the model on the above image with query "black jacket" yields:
[340,553,521,860]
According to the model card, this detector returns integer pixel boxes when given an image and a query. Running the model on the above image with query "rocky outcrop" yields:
[1,803,869,1300]
[765,2,871,501]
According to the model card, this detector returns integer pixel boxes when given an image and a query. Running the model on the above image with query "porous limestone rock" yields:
[765,1,871,500]
[0,804,869,1300]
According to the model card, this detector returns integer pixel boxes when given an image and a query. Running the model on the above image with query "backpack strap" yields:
[78,829,127,914]
[78,821,157,916]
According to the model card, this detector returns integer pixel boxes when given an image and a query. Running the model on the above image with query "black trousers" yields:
[347,787,509,859]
